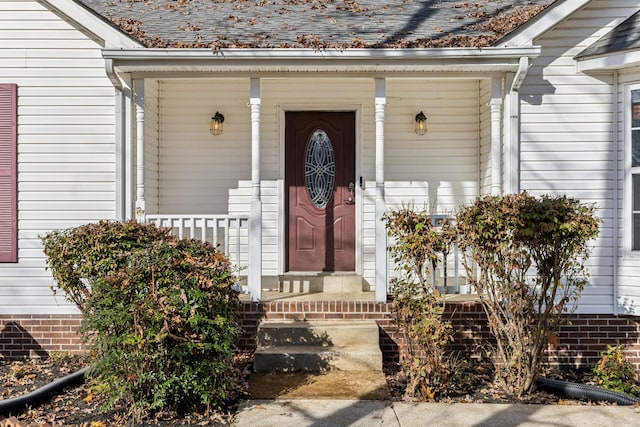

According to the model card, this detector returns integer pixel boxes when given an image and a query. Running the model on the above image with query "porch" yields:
[126,72,522,303]
[146,213,474,303]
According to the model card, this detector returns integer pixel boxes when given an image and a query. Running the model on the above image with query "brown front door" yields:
[285,112,356,272]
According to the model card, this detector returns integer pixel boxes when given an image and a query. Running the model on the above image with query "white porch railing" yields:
[388,214,472,296]
[147,213,470,301]
[146,214,251,289]
[429,215,469,294]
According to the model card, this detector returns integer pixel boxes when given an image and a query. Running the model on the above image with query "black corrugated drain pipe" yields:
[537,376,640,405]
[0,366,88,416]
[2,369,638,415]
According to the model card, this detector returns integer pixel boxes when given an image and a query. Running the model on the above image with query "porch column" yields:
[374,78,387,303]
[490,77,503,196]
[133,79,146,221]
[249,78,262,302]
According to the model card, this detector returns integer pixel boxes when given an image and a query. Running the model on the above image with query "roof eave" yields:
[103,47,541,60]
[42,0,142,48]
[102,47,541,75]
[577,50,640,72]
[499,0,591,47]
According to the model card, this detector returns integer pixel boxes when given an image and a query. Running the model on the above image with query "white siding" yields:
[156,77,482,288]
[383,79,481,288]
[157,79,251,215]
[520,0,640,314]
[9,0,640,315]
[384,79,480,211]
[0,1,116,314]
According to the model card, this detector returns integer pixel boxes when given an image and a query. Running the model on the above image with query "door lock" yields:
[346,181,355,204]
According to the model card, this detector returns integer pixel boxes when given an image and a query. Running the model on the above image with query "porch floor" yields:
[239,291,479,302]
[240,291,375,302]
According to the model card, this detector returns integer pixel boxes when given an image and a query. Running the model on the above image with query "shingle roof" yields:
[74,0,555,49]
[576,9,640,59]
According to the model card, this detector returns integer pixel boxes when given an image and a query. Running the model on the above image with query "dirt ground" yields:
[0,353,252,426]
[0,353,616,427]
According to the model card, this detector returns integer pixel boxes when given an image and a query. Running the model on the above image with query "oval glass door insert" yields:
[305,129,335,209]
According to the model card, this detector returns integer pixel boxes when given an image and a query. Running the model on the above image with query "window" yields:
[0,83,17,262]
[305,129,335,209]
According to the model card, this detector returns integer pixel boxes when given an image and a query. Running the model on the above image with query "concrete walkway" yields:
[231,399,640,427]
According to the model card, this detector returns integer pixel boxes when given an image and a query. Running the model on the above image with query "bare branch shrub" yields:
[456,192,600,396]
[384,207,464,399]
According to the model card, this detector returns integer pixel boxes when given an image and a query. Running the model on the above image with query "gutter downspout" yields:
[511,57,529,93]
[613,70,619,316]
[104,58,122,91]
[507,56,529,194]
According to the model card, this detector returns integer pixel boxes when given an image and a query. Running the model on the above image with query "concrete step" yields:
[253,320,383,373]
[278,274,364,293]
[257,320,379,348]
[248,370,390,399]
[253,344,382,372]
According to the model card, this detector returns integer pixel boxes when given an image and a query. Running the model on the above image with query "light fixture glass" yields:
[210,111,225,135]
[414,111,427,135]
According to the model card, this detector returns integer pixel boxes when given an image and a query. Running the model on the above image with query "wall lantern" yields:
[414,111,427,135]
[210,111,225,135]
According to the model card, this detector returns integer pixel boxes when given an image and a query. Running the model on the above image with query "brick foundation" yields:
[0,315,84,359]
[237,300,640,370]
[3,303,640,371]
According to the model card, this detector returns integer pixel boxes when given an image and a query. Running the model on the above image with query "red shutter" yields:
[0,84,17,262]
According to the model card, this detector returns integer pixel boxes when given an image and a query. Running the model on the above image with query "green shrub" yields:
[42,220,171,311]
[456,192,600,397]
[593,345,640,396]
[41,221,239,418]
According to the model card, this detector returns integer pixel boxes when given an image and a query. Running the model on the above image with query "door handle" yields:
[346,181,355,204]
